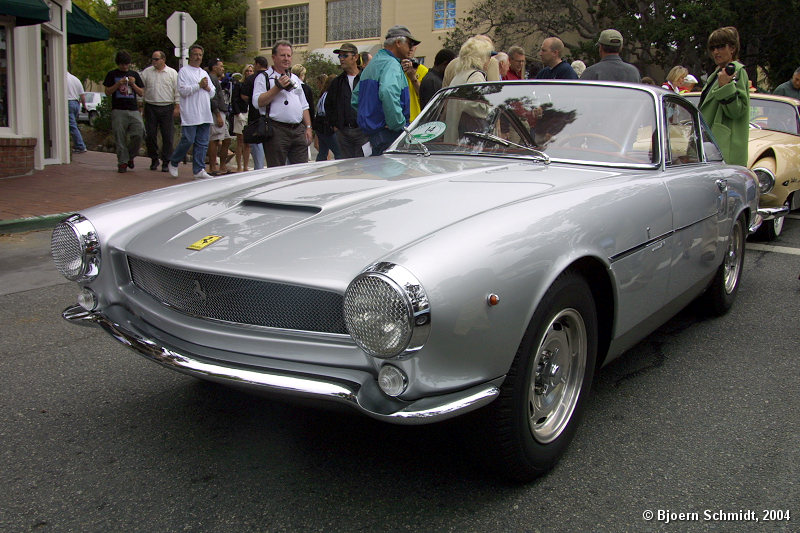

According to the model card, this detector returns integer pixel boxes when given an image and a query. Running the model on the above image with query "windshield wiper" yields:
[463,131,550,164]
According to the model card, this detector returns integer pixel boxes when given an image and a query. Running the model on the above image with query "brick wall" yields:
[0,137,37,178]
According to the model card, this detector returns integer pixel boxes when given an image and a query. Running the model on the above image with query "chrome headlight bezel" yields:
[343,262,431,358]
[51,214,101,282]
[753,167,776,195]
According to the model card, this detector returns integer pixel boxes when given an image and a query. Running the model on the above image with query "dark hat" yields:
[598,29,623,46]
[385,25,421,47]
[333,43,358,55]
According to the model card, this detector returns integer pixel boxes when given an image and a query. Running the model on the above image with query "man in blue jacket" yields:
[352,25,420,155]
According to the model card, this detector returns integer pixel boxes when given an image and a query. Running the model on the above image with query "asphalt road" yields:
[1,217,798,532]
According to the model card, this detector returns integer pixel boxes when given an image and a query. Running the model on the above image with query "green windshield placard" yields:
[411,122,447,142]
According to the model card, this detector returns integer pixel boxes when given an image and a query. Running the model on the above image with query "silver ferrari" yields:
[52,81,763,481]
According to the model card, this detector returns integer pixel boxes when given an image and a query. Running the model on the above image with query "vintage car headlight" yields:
[51,215,101,282]
[343,262,430,358]
[753,167,776,195]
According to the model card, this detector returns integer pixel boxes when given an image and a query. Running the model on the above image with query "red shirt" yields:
[504,69,523,81]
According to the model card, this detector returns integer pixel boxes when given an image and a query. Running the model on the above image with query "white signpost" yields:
[166,11,197,69]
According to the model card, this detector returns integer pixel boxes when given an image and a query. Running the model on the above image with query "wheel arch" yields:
[565,256,615,369]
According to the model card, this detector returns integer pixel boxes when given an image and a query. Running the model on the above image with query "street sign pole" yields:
[166,11,197,69]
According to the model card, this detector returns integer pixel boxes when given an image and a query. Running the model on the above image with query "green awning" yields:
[0,0,51,26]
[67,4,109,45]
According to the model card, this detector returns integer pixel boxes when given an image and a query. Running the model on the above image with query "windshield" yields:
[391,82,658,167]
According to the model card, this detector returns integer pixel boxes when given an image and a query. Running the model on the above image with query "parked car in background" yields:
[77,92,105,125]
[685,92,796,239]
[52,81,762,481]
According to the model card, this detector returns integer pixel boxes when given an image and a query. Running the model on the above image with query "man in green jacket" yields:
[698,26,750,167]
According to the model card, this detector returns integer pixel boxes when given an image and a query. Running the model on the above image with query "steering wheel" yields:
[555,133,623,151]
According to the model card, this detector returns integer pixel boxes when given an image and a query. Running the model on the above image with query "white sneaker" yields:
[168,162,179,178]
[193,169,213,180]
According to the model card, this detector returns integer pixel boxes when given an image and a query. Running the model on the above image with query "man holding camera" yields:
[103,50,144,173]
[253,40,312,167]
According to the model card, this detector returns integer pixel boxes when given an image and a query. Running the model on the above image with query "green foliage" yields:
[298,52,341,99]
[92,92,113,133]
[69,0,116,82]
[91,0,248,70]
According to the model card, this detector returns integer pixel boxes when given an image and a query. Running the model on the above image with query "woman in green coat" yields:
[698,26,750,167]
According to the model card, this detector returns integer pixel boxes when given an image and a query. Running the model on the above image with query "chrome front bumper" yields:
[750,206,790,233]
[63,305,501,425]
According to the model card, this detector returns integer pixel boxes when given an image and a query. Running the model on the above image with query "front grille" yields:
[128,257,347,334]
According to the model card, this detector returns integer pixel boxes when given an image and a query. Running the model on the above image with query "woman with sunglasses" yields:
[698,26,750,167]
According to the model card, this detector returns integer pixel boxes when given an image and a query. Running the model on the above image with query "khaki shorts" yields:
[210,116,232,141]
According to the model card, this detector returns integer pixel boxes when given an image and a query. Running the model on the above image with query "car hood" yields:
[107,156,619,290]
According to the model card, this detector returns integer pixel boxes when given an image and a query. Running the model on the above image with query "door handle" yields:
[716,178,728,192]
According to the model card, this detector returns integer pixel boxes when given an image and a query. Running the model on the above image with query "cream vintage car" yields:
[52,81,762,481]
[686,92,797,239]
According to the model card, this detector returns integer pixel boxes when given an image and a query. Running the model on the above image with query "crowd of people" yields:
[65,23,796,175]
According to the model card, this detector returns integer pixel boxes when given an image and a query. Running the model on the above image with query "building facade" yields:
[246,0,476,65]
[1,0,107,177]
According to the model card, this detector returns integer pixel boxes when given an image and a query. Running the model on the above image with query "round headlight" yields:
[343,262,430,358]
[51,215,101,282]
[753,167,775,195]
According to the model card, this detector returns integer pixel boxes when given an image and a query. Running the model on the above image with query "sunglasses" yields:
[709,44,729,51]
[337,53,353,58]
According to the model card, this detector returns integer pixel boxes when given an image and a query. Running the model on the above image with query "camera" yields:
[410,58,420,69]
[724,63,736,76]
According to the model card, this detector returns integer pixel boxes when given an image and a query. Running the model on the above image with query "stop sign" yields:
[166,11,197,48]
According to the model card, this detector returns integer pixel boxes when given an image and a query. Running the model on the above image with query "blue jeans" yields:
[170,123,210,175]
[250,142,265,170]
[68,100,86,151]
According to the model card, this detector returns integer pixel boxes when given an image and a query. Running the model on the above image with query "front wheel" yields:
[482,271,597,481]
[88,110,98,126]
[699,215,745,315]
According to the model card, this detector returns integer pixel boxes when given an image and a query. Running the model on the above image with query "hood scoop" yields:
[240,199,322,215]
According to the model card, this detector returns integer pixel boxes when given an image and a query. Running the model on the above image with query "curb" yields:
[0,213,70,234]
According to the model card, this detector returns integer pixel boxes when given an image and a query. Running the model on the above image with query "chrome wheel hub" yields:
[528,308,587,444]
[723,221,743,294]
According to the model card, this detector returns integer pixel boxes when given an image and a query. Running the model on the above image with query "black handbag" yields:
[243,114,271,144]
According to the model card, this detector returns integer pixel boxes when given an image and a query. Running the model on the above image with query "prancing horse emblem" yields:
[192,280,207,301]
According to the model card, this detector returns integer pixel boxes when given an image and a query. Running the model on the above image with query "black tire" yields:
[700,215,745,315]
[482,271,597,482]
[88,110,98,126]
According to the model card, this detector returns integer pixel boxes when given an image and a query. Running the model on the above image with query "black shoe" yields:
[149,159,159,171]
[118,163,127,173]
[128,159,135,170]
[161,162,169,172]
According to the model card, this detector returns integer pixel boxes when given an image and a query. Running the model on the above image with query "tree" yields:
[298,52,341,99]
[93,0,248,71]
[69,0,117,83]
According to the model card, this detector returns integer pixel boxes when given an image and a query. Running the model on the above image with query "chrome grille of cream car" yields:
[127,257,347,334]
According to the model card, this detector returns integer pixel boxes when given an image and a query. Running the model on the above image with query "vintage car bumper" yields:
[63,304,501,424]
[750,206,790,233]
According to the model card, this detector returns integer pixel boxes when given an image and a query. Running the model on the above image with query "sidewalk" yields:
[0,151,213,233]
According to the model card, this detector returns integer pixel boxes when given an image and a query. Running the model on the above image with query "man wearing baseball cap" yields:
[580,29,640,82]
[351,25,420,155]
[326,42,368,158]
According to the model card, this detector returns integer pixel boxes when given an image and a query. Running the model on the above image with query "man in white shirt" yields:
[140,50,180,172]
[167,44,215,180]
[253,40,312,167]
[66,71,87,154]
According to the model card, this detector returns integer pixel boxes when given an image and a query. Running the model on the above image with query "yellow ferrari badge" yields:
[187,235,223,250]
